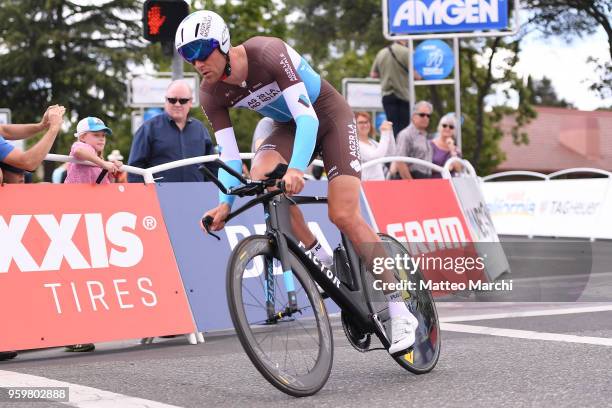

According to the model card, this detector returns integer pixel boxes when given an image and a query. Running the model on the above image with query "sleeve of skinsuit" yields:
[259,39,319,172]
[200,93,242,207]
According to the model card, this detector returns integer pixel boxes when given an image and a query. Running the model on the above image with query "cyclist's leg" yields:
[250,131,317,250]
[327,176,395,283]
[317,82,418,353]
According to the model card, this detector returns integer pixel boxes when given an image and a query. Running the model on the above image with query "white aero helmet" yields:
[175,10,231,64]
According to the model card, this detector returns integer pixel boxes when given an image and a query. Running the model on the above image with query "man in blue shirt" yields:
[127,80,216,183]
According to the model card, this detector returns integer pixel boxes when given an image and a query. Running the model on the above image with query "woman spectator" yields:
[430,113,462,178]
[355,112,395,180]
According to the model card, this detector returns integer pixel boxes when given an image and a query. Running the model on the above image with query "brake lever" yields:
[201,215,221,241]
[276,181,296,205]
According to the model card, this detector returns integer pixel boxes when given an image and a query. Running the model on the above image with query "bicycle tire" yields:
[226,235,334,397]
[365,233,441,374]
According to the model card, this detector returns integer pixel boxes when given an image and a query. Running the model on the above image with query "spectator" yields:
[63,117,117,353]
[391,101,434,180]
[52,162,68,183]
[370,41,421,139]
[0,105,65,171]
[0,105,64,361]
[107,150,127,183]
[430,113,462,178]
[0,162,25,184]
[128,80,216,183]
[64,117,122,184]
[355,112,395,181]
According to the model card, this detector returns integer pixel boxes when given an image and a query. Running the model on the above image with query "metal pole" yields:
[453,37,462,152]
[408,39,415,114]
[172,45,184,80]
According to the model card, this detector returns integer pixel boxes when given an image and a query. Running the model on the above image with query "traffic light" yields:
[143,0,189,43]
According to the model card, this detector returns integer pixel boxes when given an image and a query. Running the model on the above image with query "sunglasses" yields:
[166,97,191,105]
[416,113,431,118]
[177,38,219,64]
[442,123,455,129]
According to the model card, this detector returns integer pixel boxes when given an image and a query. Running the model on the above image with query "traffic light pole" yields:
[172,46,184,80]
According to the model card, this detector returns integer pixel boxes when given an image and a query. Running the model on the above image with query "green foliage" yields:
[524,0,612,99]
[0,0,147,179]
[527,76,574,108]
[284,0,535,175]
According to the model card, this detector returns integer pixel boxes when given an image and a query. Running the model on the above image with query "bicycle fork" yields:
[263,231,299,323]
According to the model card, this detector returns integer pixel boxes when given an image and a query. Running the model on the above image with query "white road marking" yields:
[515,270,612,283]
[440,304,612,323]
[442,323,612,346]
[0,370,183,408]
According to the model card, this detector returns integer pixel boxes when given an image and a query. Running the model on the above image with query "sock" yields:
[386,291,410,318]
[308,240,333,267]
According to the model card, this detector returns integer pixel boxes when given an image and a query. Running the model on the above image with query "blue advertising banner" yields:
[414,39,454,80]
[157,181,373,332]
[388,0,509,34]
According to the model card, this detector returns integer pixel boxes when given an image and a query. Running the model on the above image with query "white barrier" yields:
[482,168,612,240]
[44,153,474,182]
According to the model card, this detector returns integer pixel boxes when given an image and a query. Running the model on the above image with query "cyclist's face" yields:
[194,49,225,83]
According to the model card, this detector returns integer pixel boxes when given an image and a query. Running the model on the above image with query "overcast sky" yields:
[515,27,611,111]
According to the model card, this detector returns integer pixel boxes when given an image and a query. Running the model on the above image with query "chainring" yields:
[341,311,372,352]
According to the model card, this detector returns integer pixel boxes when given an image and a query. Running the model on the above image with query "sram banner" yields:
[362,179,488,294]
[363,179,472,252]
[0,184,195,351]
[387,0,509,35]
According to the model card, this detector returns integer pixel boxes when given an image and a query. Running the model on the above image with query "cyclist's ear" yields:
[265,163,288,180]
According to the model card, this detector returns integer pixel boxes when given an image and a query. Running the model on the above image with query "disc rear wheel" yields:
[364,234,441,374]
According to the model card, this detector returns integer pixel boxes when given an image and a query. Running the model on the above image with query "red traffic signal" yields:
[143,0,189,43]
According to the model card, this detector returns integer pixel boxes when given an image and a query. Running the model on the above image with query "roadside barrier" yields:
[0,153,504,351]
[481,168,612,240]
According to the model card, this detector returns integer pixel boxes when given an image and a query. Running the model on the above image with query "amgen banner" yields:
[388,0,509,35]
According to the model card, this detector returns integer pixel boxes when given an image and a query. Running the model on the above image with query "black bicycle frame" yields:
[262,194,390,346]
[202,158,390,346]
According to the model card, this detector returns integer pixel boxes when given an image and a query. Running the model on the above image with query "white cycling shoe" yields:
[388,313,418,355]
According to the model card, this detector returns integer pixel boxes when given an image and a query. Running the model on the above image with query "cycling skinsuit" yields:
[199,36,361,205]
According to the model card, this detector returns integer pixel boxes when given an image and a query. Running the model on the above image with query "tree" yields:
[0,0,146,180]
[527,75,574,107]
[525,0,612,99]
[284,0,535,175]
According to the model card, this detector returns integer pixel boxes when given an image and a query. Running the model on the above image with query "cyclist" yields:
[175,10,417,354]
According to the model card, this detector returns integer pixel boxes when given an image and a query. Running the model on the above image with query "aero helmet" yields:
[175,10,231,64]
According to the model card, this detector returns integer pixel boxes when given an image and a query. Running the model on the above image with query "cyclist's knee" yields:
[250,151,286,181]
[329,207,360,232]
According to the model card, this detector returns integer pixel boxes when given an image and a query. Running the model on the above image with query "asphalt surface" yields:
[2,238,612,407]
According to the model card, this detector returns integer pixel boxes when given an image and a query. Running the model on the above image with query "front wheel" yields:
[226,235,334,397]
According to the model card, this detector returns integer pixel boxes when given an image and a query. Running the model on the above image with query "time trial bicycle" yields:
[200,160,440,397]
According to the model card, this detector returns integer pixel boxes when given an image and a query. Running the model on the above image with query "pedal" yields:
[371,313,389,344]
[390,346,414,359]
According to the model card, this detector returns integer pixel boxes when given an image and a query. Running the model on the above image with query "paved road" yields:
[2,238,612,407]
[3,302,612,408]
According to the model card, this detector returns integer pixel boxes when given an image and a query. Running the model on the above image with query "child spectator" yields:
[64,117,122,184]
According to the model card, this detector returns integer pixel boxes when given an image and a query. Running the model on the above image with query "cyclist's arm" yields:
[201,97,242,207]
[262,41,319,173]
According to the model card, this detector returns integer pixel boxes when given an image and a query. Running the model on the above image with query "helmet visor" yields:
[177,39,220,64]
